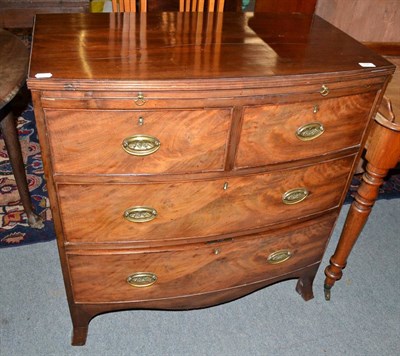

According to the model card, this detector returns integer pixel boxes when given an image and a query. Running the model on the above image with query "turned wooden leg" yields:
[0,110,44,229]
[296,264,319,301]
[324,163,389,300]
[324,112,400,300]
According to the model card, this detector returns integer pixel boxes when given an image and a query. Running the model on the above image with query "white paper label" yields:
[35,73,53,78]
[358,62,376,68]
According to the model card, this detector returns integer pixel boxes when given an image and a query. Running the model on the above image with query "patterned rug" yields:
[0,99,55,248]
[1,102,400,248]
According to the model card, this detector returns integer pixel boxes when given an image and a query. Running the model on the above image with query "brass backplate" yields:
[127,272,157,288]
[267,250,292,264]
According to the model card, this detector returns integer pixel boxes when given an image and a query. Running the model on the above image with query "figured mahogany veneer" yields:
[58,156,353,244]
[236,93,376,168]
[27,12,395,345]
[68,213,337,303]
[45,108,231,174]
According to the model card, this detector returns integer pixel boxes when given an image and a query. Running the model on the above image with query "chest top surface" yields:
[28,12,394,89]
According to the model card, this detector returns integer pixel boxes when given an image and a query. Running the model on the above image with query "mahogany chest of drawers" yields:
[27,12,394,345]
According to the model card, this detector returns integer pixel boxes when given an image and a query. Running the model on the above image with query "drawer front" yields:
[58,156,354,244]
[235,92,376,168]
[68,213,337,303]
[45,109,231,174]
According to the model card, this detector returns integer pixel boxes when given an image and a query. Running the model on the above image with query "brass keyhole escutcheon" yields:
[138,116,144,126]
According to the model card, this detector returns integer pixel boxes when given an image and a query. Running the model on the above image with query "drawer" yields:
[58,155,354,244]
[68,213,337,303]
[44,109,231,174]
[235,92,376,168]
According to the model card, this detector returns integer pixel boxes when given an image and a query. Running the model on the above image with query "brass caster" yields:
[324,284,331,301]
[27,212,45,229]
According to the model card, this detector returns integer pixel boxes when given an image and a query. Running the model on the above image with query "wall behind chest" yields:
[315,0,400,43]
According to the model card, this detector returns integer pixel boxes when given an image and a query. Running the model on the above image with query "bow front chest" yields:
[27,12,394,345]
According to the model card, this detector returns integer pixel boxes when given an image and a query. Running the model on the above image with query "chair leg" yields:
[0,111,44,229]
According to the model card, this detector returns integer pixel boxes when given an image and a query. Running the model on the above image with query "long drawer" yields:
[44,108,232,174]
[58,156,354,244]
[68,213,337,303]
[235,92,376,168]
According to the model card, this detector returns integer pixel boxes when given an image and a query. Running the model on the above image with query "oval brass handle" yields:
[267,250,292,265]
[127,272,157,288]
[320,84,329,96]
[134,92,146,106]
[122,134,161,156]
[296,122,325,141]
[282,188,309,205]
[124,206,158,223]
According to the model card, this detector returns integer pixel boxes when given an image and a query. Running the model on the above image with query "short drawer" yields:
[235,92,376,168]
[45,109,231,174]
[58,155,354,244]
[68,213,337,303]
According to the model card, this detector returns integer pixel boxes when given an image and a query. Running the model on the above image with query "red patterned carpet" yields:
[0,99,55,247]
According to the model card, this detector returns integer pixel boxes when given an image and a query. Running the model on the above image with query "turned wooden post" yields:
[324,105,400,300]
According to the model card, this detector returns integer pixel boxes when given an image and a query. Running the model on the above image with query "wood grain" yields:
[57,156,354,244]
[45,108,231,174]
[28,12,393,86]
[383,57,400,120]
[0,0,89,28]
[254,0,317,14]
[0,29,29,107]
[235,92,377,168]
[68,213,336,303]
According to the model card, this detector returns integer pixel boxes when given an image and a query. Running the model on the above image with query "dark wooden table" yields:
[0,28,43,228]
[0,0,90,28]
